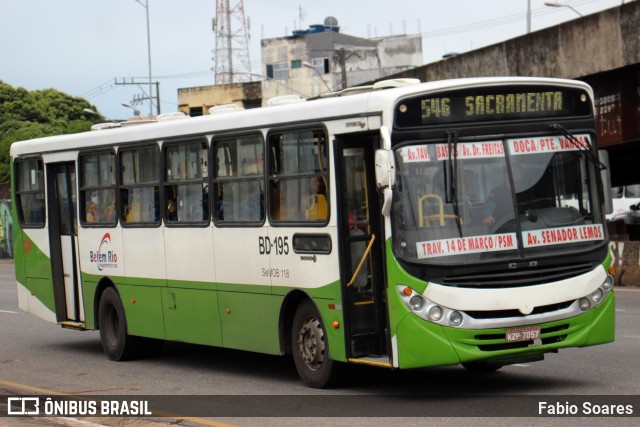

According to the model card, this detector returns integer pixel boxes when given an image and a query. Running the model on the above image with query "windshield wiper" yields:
[446,131,463,238]
[549,123,606,170]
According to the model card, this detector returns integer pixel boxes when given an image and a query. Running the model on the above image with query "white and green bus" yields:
[11,77,615,388]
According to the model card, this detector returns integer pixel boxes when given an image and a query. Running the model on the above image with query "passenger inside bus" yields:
[483,167,519,226]
[102,193,116,223]
[86,202,98,222]
[86,191,98,222]
[482,162,553,228]
[305,177,327,221]
[167,197,177,221]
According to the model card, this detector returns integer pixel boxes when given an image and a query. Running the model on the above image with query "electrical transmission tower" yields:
[212,0,252,84]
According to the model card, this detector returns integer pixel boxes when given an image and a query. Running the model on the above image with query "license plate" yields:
[505,326,541,343]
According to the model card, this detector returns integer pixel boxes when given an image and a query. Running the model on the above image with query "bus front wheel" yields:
[291,300,342,388]
[98,287,140,361]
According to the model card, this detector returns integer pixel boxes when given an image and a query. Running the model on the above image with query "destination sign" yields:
[395,86,592,127]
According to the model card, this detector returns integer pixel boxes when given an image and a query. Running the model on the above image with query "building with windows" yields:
[177,16,422,115]
[261,16,422,100]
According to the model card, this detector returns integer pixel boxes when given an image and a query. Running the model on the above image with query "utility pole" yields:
[114,78,161,116]
[212,0,252,84]
[132,0,154,117]
[339,49,347,90]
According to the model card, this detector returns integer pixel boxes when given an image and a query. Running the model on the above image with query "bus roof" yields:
[10,76,593,158]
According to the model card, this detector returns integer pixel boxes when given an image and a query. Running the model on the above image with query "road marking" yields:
[59,417,108,427]
[0,310,17,314]
[511,364,530,367]
[0,378,237,427]
[0,378,64,395]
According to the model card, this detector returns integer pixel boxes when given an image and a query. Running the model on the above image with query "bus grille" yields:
[465,300,574,320]
[474,325,569,351]
[437,262,595,288]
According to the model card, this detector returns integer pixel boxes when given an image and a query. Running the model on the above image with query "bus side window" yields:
[268,129,329,224]
[79,152,117,227]
[164,139,209,225]
[15,159,45,227]
[213,135,264,225]
[119,146,160,226]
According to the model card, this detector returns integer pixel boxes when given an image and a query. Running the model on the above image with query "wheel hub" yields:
[297,317,325,371]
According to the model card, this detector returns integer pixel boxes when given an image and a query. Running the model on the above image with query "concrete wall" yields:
[385,2,640,82]
[177,82,261,115]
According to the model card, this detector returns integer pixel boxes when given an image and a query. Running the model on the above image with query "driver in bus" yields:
[483,167,521,226]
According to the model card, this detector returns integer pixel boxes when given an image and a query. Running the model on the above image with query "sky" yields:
[0,0,630,120]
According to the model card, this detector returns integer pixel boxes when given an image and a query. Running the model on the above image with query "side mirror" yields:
[375,127,396,216]
[374,149,395,189]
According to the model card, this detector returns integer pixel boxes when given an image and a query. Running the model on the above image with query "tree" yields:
[0,81,104,183]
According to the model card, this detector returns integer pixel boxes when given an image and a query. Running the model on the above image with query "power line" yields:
[419,0,608,39]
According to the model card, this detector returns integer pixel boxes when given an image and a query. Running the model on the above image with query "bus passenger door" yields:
[336,135,389,362]
[46,163,83,324]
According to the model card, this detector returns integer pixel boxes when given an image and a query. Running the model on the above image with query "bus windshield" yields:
[392,135,606,265]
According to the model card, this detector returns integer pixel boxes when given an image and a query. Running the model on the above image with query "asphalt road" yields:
[0,259,638,426]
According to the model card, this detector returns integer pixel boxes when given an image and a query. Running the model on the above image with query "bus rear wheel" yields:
[291,300,342,388]
[98,287,140,361]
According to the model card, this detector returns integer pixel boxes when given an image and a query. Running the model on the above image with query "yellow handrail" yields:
[419,194,445,226]
[347,234,376,287]
[418,194,462,227]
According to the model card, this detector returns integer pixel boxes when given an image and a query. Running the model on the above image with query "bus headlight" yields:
[602,274,614,290]
[449,311,463,326]
[409,295,425,311]
[396,286,463,326]
[428,306,443,322]
[579,297,590,311]
[591,288,604,303]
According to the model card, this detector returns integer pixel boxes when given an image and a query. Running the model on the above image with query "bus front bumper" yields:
[393,291,615,369]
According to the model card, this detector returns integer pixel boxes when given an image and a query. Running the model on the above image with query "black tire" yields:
[98,287,140,361]
[462,361,503,373]
[291,300,342,388]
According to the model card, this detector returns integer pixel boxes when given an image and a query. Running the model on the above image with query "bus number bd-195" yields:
[258,236,290,255]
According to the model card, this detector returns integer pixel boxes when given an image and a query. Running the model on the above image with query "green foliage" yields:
[0,81,105,183]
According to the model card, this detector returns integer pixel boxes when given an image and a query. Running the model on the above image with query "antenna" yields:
[298,3,306,30]
[212,0,252,84]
